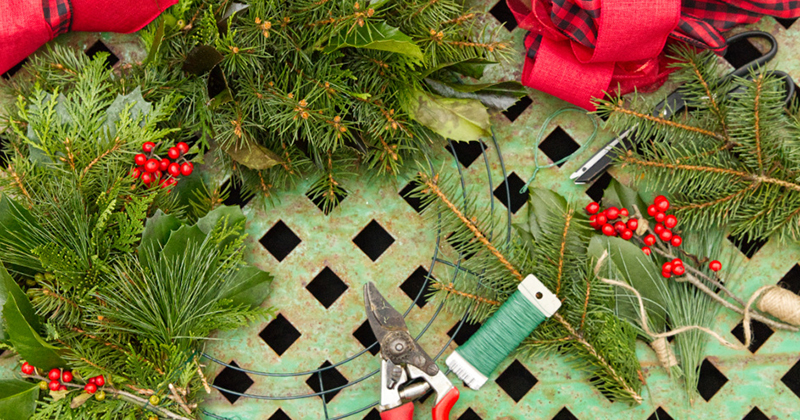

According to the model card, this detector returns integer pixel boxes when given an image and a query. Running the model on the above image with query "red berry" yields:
[614,221,627,232]
[134,154,147,166]
[49,381,60,391]
[180,162,194,176]
[672,265,685,276]
[647,205,658,216]
[621,229,633,240]
[131,168,142,179]
[94,376,105,387]
[672,258,683,266]
[159,158,171,172]
[84,383,97,394]
[642,246,651,256]
[141,173,153,185]
[709,260,722,272]
[602,224,616,236]
[142,142,156,153]
[58,385,67,391]
[654,195,667,204]
[176,142,190,154]
[586,202,600,214]
[664,214,678,229]
[168,162,181,177]
[88,378,97,385]
[655,197,670,212]
[595,214,608,226]
[627,218,639,231]
[61,371,73,383]
[643,234,656,246]
[606,207,620,220]
[21,362,34,375]
[662,262,673,272]
[671,236,682,247]
[661,270,671,278]
[168,147,181,159]
[654,223,665,234]
[620,208,629,217]
[655,212,666,223]
[48,369,61,381]
[660,230,673,242]
[144,159,159,173]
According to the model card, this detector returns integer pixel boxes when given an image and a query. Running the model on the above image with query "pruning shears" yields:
[364,282,460,420]
[570,30,796,184]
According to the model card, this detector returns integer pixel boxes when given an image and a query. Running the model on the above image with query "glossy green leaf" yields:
[223,265,273,307]
[0,195,45,276]
[144,17,165,66]
[421,58,497,79]
[523,188,569,242]
[425,79,527,111]
[323,21,423,62]
[601,179,648,217]
[1,265,65,369]
[223,139,282,170]
[587,236,667,333]
[196,205,246,235]
[182,45,224,75]
[407,90,490,141]
[159,225,206,263]
[139,211,182,267]
[0,379,38,420]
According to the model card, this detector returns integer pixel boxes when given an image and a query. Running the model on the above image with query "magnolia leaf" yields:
[523,188,569,242]
[2,265,66,369]
[104,87,152,137]
[323,21,423,62]
[422,58,497,79]
[0,379,38,419]
[223,139,282,170]
[425,78,527,111]
[70,392,93,409]
[50,389,69,401]
[139,211,183,267]
[587,236,667,333]
[183,45,224,75]
[223,265,273,307]
[407,90,490,141]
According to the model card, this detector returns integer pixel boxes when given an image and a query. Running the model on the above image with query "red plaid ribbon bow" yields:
[509,0,800,110]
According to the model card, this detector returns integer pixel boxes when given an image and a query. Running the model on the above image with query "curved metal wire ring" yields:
[200,132,514,419]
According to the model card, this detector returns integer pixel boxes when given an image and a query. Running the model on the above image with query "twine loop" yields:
[649,337,677,368]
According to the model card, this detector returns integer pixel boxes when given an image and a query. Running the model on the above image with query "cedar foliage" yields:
[411,172,644,404]
[595,47,800,244]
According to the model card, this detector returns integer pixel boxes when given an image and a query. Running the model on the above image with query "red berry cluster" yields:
[85,374,105,394]
[586,202,639,241]
[643,195,682,254]
[661,258,686,278]
[132,141,194,190]
[22,363,104,394]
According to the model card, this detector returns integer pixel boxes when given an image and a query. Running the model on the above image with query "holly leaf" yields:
[104,87,152,137]
[0,379,38,420]
[139,210,183,267]
[222,265,273,307]
[70,392,93,409]
[407,90,490,141]
[323,21,423,62]
[587,236,667,333]
[1,265,66,370]
[425,79,527,111]
[159,225,206,263]
[196,205,246,236]
[223,139,282,170]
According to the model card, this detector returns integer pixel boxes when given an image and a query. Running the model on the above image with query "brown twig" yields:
[753,73,765,175]
[80,138,123,182]
[690,62,729,141]
[555,211,573,295]
[8,165,34,207]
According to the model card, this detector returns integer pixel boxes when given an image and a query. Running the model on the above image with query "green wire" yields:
[520,107,600,193]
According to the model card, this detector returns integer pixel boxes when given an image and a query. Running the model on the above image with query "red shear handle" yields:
[380,402,414,420]
[432,387,460,420]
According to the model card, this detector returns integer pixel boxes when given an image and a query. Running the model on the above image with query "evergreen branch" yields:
[689,61,728,140]
[42,288,82,311]
[673,183,759,211]
[7,164,34,207]
[753,73,765,174]
[609,103,726,142]
[79,137,123,182]
[580,277,591,329]
[432,282,501,306]
[555,210,573,295]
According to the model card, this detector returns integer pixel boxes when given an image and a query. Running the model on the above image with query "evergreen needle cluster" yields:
[595,47,800,244]
[410,172,644,404]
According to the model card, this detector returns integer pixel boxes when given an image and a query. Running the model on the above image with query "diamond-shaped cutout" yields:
[503,96,533,122]
[723,39,762,70]
[780,357,800,399]
[260,313,301,356]
[84,40,119,69]
[305,361,349,401]
[399,179,428,213]
[490,0,517,31]
[353,220,395,261]
[551,407,578,420]
[742,407,769,420]
[539,127,581,168]
[495,360,537,402]
[306,267,348,309]
[353,320,379,356]
[731,319,774,353]
[585,172,614,202]
[221,178,253,208]
[362,408,381,420]
[447,320,482,346]
[306,185,347,215]
[2,58,26,80]
[400,267,434,308]
[260,221,301,262]
[213,361,254,404]
[727,234,768,259]
[647,407,675,420]
[457,407,483,420]
[778,264,800,294]
[268,408,292,420]
[776,17,798,29]
[493,172,529,214]
[446,140,486,168]
[697,358,728,401]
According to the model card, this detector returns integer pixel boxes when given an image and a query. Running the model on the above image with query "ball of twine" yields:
[755,286,800,326]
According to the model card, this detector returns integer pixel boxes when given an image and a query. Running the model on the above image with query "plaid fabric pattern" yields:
[527,0,800,57]
[42,0,72,37]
